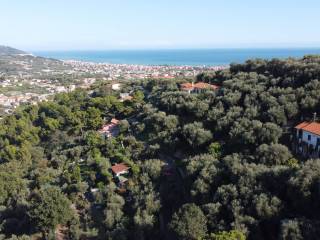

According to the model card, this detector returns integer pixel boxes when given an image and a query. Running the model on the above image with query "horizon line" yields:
[29,46,320,52]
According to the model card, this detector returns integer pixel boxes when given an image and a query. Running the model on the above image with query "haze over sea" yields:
[34,48,320,66]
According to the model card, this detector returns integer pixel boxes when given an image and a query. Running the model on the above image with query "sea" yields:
[33,48,320,66]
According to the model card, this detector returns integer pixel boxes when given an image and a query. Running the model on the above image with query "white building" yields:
[294,122,320,158]
[55,86,67,93]
[68,85,76,92]
[112,83,121,91]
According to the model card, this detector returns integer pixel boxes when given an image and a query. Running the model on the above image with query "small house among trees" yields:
[98,118,120,138]
[180,82,219,94]
[293,121,320,158]
[120,93,133,102]
[111,163,130,177]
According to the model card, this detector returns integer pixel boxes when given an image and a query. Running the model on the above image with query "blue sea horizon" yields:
[33,48,320,66]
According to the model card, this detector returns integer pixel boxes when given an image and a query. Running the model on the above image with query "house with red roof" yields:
[111,163,130,177]
[98,118,120,138]
[180,82,219,94]
[294,121,320,158]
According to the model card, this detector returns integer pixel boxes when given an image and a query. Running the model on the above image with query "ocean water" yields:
[33,48,320,66]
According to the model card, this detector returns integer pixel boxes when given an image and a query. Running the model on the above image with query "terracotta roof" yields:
[180,83,193,87]
[180,82,219,91]
[98,119,119,132]
[111,163,129,174]
[295,122,320,136]
[295,122,310,129]
[180,83,194,90]
[111,118,120,124]
[194,82,219,90]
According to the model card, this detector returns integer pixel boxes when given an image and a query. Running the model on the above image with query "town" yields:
[0,52,226,116]
[64,60,225,80]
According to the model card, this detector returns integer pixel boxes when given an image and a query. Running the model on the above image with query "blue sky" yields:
[1,0,320,50]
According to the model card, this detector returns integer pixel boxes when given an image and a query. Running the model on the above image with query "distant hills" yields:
[0,45,71,75]
[0,45,26,55]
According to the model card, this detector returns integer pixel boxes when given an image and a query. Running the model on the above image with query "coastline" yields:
[33,48,320,66]
[62,59,229,70]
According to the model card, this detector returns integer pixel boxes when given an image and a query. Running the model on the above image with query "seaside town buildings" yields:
[0,56,227,116]
[64,60,226,81]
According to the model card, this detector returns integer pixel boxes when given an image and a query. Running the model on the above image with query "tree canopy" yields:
[0,56,320,239]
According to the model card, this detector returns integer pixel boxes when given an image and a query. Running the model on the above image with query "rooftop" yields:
[180,82,220,91]
[111,118,120,124]
[295,121,320,136]
[111,163,129,174]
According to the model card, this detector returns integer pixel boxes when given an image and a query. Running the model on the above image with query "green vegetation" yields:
[0,56,320,239]
[28,187,74,236]
[0,83,48,95]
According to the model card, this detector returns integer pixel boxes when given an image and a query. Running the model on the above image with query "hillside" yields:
[0,55,319,240]
[0,45,26,55]
[0,45,70,76]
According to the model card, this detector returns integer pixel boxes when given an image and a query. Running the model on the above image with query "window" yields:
[308,135,311,141]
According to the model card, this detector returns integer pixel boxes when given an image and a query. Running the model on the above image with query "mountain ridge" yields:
[0,45,26,55]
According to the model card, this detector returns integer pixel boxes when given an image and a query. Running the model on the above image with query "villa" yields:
[111,163,130,177]
[180,82,220,94]
[293,121,320,158]
[98,118,120,138]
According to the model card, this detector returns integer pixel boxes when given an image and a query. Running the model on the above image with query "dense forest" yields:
[0,56,320,240]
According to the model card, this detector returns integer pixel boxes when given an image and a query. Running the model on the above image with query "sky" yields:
[1,0,320,51]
